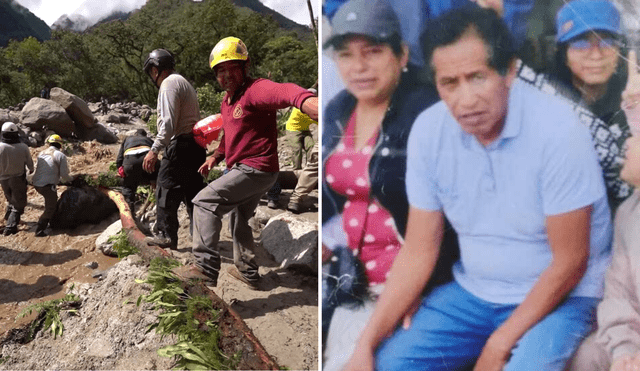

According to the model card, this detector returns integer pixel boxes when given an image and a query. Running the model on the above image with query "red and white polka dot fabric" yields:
[325,113,402,285]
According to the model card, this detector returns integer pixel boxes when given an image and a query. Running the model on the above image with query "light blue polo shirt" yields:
[406,80,612,304]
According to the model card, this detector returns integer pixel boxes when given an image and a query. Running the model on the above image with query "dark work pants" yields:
[34,184,57,229]
[1,174,27,229]
[155,135,205,246]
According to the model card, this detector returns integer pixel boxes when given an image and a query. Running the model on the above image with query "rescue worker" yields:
[286,89,317,170]
[116,128,157,213]
[142,49,206,250]
[177,36,318,289]
[0,122,33,235]
[32,134,74,237]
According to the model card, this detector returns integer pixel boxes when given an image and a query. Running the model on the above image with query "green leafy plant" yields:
[205,168,223,184]
[108,230,140,259]
[16,291,80,341]
[136,185,156,204]
[82,172,120,188]
[109,161,118,173]
[136,258,240,370]
[147,113,158,136]
[197,84,224,117]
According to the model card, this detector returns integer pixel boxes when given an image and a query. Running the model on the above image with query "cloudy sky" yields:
[14,0,318,27]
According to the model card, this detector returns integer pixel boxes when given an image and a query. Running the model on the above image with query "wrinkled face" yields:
[432,31,515,146]
[621,136,640,186]
[214,60,246,94]
[333,35,408,105]
[566,32,620,87]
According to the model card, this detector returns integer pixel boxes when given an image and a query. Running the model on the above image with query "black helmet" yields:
[143,49,175,76]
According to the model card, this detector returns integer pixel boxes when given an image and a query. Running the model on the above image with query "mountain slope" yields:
[0,0,50,46]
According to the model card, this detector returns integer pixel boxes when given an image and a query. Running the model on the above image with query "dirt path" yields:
[0,141,319,370]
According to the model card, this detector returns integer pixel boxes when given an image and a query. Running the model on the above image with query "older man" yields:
[343,7,612,371]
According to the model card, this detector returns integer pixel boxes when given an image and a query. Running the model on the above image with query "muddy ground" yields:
[0,139,319,370]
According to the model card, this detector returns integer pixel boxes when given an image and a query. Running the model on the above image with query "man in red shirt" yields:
[186,36,318,289]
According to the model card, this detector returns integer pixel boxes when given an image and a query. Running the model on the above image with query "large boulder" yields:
[260,213,318,275]
[50,186,118,229]
[49,87,96,129]
[75,122,118,144]
[20,98,75,136]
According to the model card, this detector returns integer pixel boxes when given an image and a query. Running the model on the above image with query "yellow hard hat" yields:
[46,134,63,144]
[209,37,249,69]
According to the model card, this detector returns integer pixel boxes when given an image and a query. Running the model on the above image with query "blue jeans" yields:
[376,281,598,371]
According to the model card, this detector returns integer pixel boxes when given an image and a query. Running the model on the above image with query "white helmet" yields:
[1,122,17,133]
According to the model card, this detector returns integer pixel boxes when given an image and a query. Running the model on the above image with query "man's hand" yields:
[301,96,318,121]
[143,150,158,173]
[198,156,217,178]
[473,331,513,371]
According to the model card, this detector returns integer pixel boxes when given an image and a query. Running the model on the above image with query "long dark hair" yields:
[552,33,629,106]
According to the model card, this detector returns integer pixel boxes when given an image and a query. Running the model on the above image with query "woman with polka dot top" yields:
[320,0,459,369]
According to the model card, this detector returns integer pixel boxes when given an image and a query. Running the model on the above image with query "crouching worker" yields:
[32,134,73,237]
[0,122,33,236]
[116,128,158,213]
[178,36,318,289]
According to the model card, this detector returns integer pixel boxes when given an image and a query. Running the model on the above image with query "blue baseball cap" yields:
[556,0,621,43]
[323,0,401,49]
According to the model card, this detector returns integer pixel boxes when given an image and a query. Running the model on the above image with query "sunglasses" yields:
[568,37,621,51]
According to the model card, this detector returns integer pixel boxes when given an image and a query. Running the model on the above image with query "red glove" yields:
[117,166,125,178]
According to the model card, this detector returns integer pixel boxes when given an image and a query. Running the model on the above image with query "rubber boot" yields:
[35,218,50,237]
[4,211,20,235]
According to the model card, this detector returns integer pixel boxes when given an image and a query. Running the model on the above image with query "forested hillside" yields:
[0,0,318,110]
[0,0,50,47]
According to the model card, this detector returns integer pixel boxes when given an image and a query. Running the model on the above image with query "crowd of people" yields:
[321,0,640,370]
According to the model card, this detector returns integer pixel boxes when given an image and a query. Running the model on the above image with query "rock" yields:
[75,122,118,144]
[85,262,99,269]
[20,98,75,136]
[96,220,123,257]
[87,102,101,113]
[261,213,318,275]
[29,131,44,146]
[0,109,11,123]
[140,109,152,121]
[119,113,131,123]
[50,186,119,229]
[103,113,121,123]
[127,117,148,127]
[49,87,96,129]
